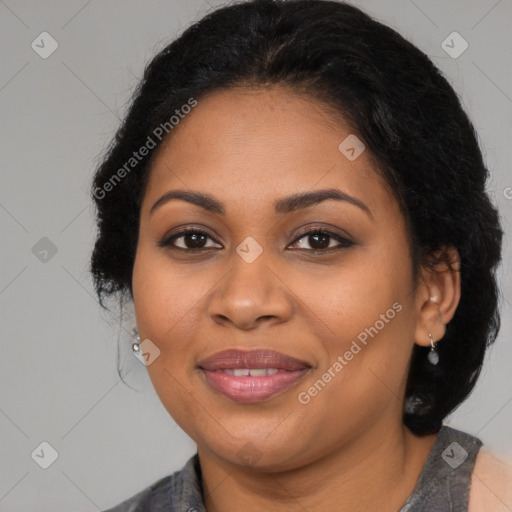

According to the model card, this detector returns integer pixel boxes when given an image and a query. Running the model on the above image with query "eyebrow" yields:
[149,188,372,218]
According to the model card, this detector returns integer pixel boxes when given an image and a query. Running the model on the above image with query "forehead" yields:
[143,86,395,215]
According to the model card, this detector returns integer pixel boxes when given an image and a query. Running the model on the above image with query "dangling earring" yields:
[427,332,439,365]
[132,328,140,354]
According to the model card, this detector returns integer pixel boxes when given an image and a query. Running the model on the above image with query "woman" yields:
[91,1,511,510]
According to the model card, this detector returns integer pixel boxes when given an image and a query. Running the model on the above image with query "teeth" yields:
[222,368,279,376]
[249,368,267,377]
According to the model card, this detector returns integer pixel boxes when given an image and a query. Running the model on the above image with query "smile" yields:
[198,349,312,403]
[200,368,310,402]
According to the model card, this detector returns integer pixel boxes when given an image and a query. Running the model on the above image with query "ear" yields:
[414,246,461,347]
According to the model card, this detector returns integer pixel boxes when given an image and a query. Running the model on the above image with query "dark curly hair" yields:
[90,0,503,435]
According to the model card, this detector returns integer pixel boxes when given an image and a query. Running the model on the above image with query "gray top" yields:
[103,425,482,512]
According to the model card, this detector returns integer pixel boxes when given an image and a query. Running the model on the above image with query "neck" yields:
[198,421,438,512]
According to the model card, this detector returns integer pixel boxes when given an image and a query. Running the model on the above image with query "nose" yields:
[208,252,293,331]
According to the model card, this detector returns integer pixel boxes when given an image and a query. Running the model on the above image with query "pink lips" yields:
[198,349,311,403]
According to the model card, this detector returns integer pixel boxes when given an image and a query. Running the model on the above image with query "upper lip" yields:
[198,349,311,371]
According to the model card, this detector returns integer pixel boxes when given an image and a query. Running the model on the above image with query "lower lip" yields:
[200,369,310,403]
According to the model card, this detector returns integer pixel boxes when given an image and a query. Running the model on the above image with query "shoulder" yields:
[101,454,202,512]
[102,473,174,512]
[468,449,512,512]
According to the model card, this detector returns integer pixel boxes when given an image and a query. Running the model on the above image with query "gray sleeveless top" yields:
[103,425,482,512]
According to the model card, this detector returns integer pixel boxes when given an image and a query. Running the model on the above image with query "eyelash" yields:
[159,227,354,254]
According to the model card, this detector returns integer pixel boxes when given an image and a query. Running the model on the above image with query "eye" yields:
[160,229,222,250]
[288,228,354,252]
[160,227,353,253]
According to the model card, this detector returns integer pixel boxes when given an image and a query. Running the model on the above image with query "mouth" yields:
[198,349,312,403]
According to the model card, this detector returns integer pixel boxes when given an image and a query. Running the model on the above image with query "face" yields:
[132,86,425,470]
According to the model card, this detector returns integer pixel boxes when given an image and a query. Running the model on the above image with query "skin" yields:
[131,86,461,512]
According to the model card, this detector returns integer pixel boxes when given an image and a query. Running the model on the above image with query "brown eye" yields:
[289,229,353,252]
[160,230,222,250]
[307,232,330,250]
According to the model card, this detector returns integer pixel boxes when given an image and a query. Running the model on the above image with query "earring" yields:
[132,328,140,354]
[427,332,439,365]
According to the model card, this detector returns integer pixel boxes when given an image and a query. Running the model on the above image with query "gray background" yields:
[1,0,511,510]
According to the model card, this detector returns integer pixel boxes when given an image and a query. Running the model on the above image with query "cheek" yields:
[291,251,416,407]
[292,249,410,341]
[294,302,414,444]
[132,245,208,344]
[132,248,209,428]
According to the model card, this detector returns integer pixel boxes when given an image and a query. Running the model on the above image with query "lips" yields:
[198,349,311,403]
[198,349,309,371]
